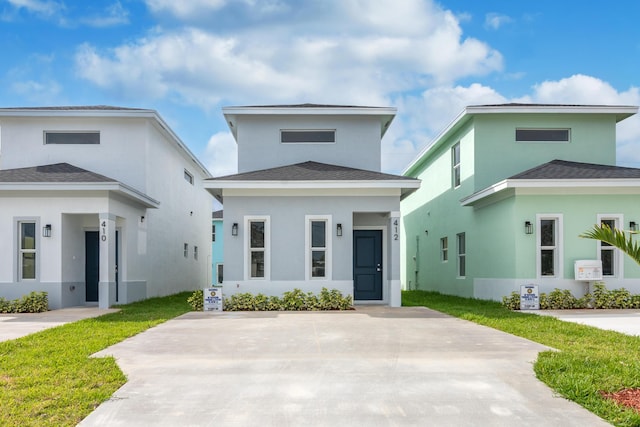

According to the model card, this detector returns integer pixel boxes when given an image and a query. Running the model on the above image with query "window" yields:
[440,237,448,262]
[305,216,331,280]
[183,243,188,258]
[216,264,224,284]
[281,130,335,143]
[456,233,465,277]
[18,221,36,280]
[452,142,460,188]
[249,219,266,278]
[44,131,100,144]
[194,246,198,260]
[537,215,563,278]
[598,216,622,277]
[212,224,216,242]
[184,169,194,185]
[516,129,570,142]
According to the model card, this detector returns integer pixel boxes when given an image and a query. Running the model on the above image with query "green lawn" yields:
[0,292,192,427]
[403,290,640,427]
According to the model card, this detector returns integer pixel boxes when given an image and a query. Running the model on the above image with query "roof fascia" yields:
[461,178,640,206]
[203,179,421,190]
[0,182,160,208]
[465,104,638,122]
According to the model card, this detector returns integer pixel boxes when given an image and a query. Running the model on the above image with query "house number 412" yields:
[393,218,399,240]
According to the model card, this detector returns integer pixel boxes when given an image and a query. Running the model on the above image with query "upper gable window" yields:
[516,129,570,142]
[281,130,335,144]
[44,131,100,145]
[184,169,194,185]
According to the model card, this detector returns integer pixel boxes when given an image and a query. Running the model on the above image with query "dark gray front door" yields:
[85,231,99,302]
[353,230,383,300]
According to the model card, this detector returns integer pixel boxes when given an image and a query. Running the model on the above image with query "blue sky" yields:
[2,0,639,176]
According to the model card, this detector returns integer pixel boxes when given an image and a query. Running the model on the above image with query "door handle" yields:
[376,263,382,272]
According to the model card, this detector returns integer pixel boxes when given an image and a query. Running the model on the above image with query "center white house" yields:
[204,104,420,306]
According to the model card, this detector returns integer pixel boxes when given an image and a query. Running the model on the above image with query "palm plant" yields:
[580,224,640,265]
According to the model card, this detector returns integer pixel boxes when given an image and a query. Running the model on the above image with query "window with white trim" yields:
[306,216,331,279]
[281,130,335,144]
[598,216,621,277]
[194,246,199,260]
[537,215,563,277]
[452,142,460,188]
[212,224,216,242]
[44,131,100,144]
[18,221,37,280]
[247,218,270,279]
[456,233,465,277]
[184,169,194,185]
[183,243,188,258]
[440,237,448,262]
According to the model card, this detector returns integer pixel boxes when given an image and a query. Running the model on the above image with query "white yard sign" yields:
[520,284,540,310]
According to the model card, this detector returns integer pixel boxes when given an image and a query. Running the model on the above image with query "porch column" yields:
[98,213,116,309]
[389,211,401,307]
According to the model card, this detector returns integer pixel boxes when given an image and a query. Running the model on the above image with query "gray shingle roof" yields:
[0,163,118,183]
[510,160,640,180]
[212,210,223,219]
[208,161,418,182]
[0,105,145,111]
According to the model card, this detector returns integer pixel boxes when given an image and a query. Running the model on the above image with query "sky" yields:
[1,0,640,177]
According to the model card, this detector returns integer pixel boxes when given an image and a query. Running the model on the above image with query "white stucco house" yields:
[204,104,420,307]
[0,106,213,309]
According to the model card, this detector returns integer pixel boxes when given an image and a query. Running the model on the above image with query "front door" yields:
[85,231,99,302]
[353,230,383,300]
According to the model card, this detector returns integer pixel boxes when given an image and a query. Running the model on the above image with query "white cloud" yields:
[145,0,228,18]
[484,13,513,30]
[7,0,64,18]
[203,131,238,177]
[10,79,62,103]
[75,0,502,106]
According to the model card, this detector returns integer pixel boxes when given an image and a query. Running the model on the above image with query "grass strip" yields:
[403,290,640,427]
[0,292,192,427]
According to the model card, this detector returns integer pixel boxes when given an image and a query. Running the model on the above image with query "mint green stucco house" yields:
[401,104,640,301]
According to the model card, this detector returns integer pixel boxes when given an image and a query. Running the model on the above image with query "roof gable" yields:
[0,163,117,183]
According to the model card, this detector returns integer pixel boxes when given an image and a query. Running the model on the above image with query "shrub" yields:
[187,289,204,311]
[0,292,48,313]
[501,291,521,310]
[224,288,352,311]
[503,283,640,310]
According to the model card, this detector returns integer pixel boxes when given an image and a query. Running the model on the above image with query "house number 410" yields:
[100,221,107,242]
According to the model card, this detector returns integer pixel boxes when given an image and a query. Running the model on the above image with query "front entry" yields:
[85,230,119,303]
[353,230,383,300]
[85,231,99,302]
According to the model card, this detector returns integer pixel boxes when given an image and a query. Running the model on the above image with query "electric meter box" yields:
[574,260,603,281]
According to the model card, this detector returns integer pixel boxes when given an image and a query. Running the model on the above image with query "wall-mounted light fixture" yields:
[43,224,52,237]
[525,221,533,235]
[232,223,238,236]
[631,221,638,232]
[140,216,145,223]
[336,223,343,237]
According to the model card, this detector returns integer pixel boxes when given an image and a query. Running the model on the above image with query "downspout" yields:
[413,235,419,290]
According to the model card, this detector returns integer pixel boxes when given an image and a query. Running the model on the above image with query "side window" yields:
[452,142,460,188]
[440,237,448,262]
[598,216,621,277]
[212,224,216,242]
[184,169,194,185]
[456,233,465,277]
[247,218,270,279]
[18,221,37,280]
[305,215,332,280]
[537,215,563,278]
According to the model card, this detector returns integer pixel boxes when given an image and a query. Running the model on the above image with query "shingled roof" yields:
[208,161,418,182]
[0,163,118,183]
[509,160,640,180]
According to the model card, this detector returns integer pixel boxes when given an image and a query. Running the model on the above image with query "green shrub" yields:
[0,292,48,313]
[503,283,640,310]
[545,288,582,309]
[187,289,204,311]
[224,288,352,311]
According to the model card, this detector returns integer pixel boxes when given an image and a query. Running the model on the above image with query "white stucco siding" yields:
[0,117,149,191]
[236,115,382,173]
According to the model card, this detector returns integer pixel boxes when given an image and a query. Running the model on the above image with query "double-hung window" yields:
[440,237,448,262]
[452,142,461,188]
[19,221,37,280]
[306,215,331,279]
[212,224,216,242]
[246,217,270,280]
[456,233,465,277]
[598,215,621,277]
[537,215,563,278]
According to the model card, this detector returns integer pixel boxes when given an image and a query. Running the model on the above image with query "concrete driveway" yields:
[79,307,609,427]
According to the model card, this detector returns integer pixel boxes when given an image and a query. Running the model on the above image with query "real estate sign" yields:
[520,284,539,310]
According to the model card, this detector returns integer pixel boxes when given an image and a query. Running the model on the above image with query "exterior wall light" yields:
[232,223,238,236]
[43,224,52,237]
[336,223,343,237]
[631,221,638,232]
[524,221,533,235]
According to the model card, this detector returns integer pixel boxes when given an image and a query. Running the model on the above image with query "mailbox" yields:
[574,260,603,281]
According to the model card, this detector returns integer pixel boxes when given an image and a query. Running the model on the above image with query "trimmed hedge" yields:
[502,283,640,310]
[0,292,48,313]
[188,287,353,311]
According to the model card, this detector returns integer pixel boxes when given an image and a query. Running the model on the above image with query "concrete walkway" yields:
[535,308,640,335]
[79,307,610,427]
[0,306,118,342]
